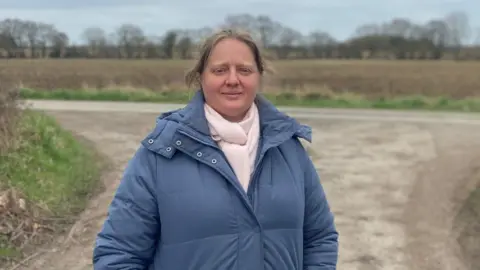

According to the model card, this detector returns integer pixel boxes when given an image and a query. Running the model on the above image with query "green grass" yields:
[0,109,102,261]
[20,88,480,113]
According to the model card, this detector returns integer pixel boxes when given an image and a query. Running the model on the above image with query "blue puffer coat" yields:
[93,90,339,269]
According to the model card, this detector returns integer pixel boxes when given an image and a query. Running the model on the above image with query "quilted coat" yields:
[93,90,339,269]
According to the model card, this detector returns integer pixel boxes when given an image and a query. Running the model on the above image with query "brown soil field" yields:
[2,59,480,99]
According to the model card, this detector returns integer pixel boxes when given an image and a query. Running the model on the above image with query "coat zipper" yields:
[247,132,295,213]
[176,129,257,215]
[247,137,266,213]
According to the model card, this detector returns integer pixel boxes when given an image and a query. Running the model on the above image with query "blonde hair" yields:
[184,28,272,88]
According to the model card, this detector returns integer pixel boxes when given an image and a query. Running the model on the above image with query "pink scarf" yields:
[204,103,260,192]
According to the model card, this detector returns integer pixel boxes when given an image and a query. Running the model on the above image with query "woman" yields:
[92,29,339,269]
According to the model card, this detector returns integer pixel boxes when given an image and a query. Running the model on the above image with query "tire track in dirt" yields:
[301,118,480,270]
[404,126,480,270]
[303,119,438,270]
[11,105,480,270]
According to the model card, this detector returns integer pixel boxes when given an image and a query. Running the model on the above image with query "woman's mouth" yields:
[222,92,243,98]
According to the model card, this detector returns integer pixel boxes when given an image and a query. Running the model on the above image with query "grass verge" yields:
[0,109,102,265]
[20,88,480,113]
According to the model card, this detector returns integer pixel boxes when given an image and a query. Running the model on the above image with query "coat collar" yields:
[142,89,312,157]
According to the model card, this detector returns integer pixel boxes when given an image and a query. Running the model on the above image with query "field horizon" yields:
[3,59,480,100]
[5,58,480,112]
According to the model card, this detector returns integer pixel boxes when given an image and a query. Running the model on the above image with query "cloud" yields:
[0,0,478,43]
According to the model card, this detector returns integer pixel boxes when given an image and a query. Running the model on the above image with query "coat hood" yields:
[141,89,312,158]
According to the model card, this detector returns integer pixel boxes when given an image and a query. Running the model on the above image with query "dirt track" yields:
[10,103,480,270]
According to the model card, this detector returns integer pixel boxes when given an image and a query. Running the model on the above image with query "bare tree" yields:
[50,31,69,58]
[115,23,146,58]
[82,27,107,57]
[277,27,303,58]
[353,23,381,37]
[444,11,471,46]
[222,14,258,35]
[382,18,413,38]
[409,25,427,40]
[24,20,40,56]
[256,15,280,48]
[0,19,28,56]
[424,20,450,46]
[307,30,336,58]
[222,14,284,48]
[173,30,193,59]
[308,31,336,45]
[0,12,478,60]
[162,31,177,59]
[36,23,59,57]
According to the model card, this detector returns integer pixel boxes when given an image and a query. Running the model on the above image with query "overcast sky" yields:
[0,0,478,44]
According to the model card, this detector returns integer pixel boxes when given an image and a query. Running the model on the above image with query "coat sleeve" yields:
[302,144,339,269]
[93,145,160,270]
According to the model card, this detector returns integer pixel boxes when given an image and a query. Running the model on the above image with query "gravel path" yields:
[11,102,480,270]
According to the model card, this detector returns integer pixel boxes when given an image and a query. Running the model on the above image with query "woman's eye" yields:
[213,68,226,74]
[239,68,252,74]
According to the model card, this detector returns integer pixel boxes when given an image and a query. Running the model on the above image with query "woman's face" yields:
[201,38,260,122]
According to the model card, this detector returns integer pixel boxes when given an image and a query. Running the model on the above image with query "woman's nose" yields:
[226,71,239,86]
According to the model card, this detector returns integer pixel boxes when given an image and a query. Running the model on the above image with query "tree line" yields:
[1,11,479,60]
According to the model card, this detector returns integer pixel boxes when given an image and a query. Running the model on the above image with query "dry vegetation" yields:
[0,83,102,266]
[2,59,480,99]
[0,84,20,156]
[0,85,47,263]
[0,85,33,261]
